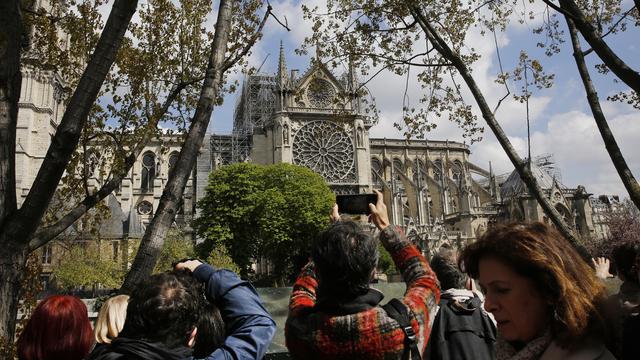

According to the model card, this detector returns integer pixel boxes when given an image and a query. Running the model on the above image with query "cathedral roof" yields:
[500,161,565,199]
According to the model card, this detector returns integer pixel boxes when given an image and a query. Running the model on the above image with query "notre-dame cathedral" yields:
[195,44,610,254]
[16,43,614,284]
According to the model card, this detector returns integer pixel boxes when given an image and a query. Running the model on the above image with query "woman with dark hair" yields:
[459,222,615,360]
[192,304,225,359]
[17,295,94,360]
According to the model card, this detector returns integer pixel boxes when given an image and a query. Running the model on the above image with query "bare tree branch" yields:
[222,4,274,72]
[566,17,640,210]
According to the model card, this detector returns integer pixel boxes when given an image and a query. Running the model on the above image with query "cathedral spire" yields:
[277,40,288,88]
[348,56,357,92]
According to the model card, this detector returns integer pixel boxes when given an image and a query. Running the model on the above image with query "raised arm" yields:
[288,261,319,316]
[179,261,276,360]
[369,190,440,328]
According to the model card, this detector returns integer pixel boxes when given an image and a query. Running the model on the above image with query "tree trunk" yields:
[2,0,138,246]
[0,249,26,347]
[0,0,21,231]
[120,0,234,293]
[566,19,640,211]
[409,6,581,245]
[0,0,138,342]
[556,0,640,94]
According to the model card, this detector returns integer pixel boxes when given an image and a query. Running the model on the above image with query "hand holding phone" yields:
[368,190,390,230]
[335,193,378,215]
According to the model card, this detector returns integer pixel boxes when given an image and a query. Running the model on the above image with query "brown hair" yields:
[459,222,607,348]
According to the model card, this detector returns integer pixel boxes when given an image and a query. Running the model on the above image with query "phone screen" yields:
[335,194,378,214]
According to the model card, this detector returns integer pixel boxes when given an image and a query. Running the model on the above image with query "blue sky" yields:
[204,0,640,199]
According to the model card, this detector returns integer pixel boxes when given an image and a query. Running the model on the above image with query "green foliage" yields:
[195,163,335,281]
[153,229,196,273]
[53,242,125,290]
[53,229,196,290]
[206,243,241,274]
[377,243,397,275]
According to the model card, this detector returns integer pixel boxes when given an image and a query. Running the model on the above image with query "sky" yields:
[98,0,640,199]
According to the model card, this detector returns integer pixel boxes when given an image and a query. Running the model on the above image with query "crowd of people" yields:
[14,190,640,360]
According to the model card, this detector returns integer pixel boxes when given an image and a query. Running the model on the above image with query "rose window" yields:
[137,201,153,215]
[307,78,335,108]
[292,121,355,182]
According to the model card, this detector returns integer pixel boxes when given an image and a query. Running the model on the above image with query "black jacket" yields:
[425,290,496,360]
[88,338,192,360]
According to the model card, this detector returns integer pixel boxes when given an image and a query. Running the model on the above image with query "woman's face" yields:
[479,257,551,343]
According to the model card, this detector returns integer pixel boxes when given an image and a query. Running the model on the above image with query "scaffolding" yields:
[233,74,278,132]
[210,131,252,166]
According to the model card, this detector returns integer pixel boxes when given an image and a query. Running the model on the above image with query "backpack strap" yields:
[382,298,422,360]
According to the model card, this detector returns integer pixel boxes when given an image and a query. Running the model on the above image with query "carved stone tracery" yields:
[307,78,335,108]
[292,120,355,183]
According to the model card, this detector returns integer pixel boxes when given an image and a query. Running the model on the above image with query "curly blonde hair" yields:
[94,295,129,344]
[459,222,607,348]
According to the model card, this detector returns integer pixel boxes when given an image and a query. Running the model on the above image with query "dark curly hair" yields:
[459,222,607,348]
[312,220,378,299]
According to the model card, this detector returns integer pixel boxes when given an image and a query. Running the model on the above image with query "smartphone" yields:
[336,193,378,215]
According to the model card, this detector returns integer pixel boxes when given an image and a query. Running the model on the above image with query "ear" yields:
[187,327,198,348]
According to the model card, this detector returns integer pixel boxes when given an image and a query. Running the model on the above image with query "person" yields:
[425,246,496,360]
[17,295,94,360]
[87,260,276,360]
[610,243,640,306]
[605,242,640,359]
[459,222,615,360]
[285,189,440,359]
[94,294,129,345]
[620,251,640,360]
[192,304,225,359]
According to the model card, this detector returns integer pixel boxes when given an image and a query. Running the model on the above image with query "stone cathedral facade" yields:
[16,43,614,286]
[196,45,610,255]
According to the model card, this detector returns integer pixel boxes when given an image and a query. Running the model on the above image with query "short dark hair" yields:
[430,247,465,290]
[612,242,640,282]
[120,271,204,348]
[311,220,378,299]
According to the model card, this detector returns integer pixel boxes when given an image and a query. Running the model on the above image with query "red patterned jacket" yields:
[285,226,440,359]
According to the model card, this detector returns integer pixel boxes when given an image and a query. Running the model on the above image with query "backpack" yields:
[424,294,496,360]
[382,298,422,360]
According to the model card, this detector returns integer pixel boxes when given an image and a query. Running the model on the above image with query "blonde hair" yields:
[94,295,129,344]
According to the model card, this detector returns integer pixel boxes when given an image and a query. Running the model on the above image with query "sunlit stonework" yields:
[292,121,355,182]
[307,78,335,108]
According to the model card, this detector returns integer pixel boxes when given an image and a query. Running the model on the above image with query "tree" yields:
[120,0,283,293]
[0,0,138,343]
[536,0,640,210]
[195,163,335,284]
[53,228,195,291]
[206,243,241,274]
[0,0,281,341]
[302,0,640,245]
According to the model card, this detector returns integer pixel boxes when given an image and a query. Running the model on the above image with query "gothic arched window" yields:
[452,160,463,186]
[393,159,404,179]
[433,159,443,183]
[413,159,427,185]
[371,158,383,188]
[141,152,156,193]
